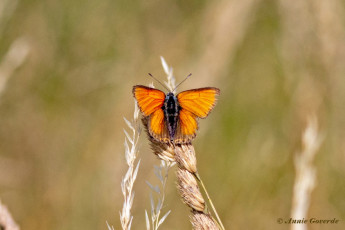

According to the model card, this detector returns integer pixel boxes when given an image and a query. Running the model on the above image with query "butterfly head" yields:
[166,92,175,97]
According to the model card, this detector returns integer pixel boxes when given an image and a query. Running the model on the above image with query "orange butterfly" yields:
[133,75,220,144]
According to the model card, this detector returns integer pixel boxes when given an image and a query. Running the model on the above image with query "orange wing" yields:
[175,87,220,143]
[133,85,165,116]
[174,109,198,144]
[133,85,170,143]
[179,109,198,135]
[177,87,220,118]
[148,109,170,143]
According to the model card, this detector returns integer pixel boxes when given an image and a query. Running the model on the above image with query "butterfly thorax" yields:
[162,92,180,140]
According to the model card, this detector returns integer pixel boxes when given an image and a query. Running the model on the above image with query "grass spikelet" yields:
[160,56,175,93]
[145,160,174,230]
[176,168,205,212]
[175,144,197,174]
[191,210,220,230]
[108,102,141,230]
[174,147,223,230]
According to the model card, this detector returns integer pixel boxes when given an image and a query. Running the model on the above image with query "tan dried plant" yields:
[291,116,323,230]
[0,0,30,97]
[139,57,225,230]
[108,103,141,230]
[0,2,27,230]
[0,200,20,230]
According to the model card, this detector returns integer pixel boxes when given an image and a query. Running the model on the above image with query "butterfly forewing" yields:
[133,85,165,116]
[177,87,220,118]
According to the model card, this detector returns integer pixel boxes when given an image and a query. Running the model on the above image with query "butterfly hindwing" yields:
[133,85,165,116]
[148,109,170,143]
[174,109,198,144]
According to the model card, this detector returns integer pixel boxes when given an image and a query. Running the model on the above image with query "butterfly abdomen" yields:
[163,93,180,140]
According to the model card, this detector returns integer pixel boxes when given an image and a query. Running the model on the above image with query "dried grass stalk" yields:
[145,160,174,230]
[291,116,323,230]
[113,103,141,230]
[145,136,220,229]
[139,58,222,229]
[0,37,30,96]
[0,200,20,230]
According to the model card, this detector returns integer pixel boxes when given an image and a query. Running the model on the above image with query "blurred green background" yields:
[1,0,345,229]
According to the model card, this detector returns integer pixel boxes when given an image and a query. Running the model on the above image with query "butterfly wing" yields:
[133,85,165,116]
[177,87,220,118]
[148,109,170,143]
[133,85,170,143]
[175,87,220,144]
[174,109,198,144]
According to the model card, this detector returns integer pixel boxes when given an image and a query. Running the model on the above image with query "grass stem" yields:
[194,172,225,230]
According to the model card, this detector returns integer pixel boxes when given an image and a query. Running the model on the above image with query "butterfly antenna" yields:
[173,73,192,92]
[148,73,170,91]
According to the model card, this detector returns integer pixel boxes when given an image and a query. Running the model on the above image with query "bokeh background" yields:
[1,0,345,229]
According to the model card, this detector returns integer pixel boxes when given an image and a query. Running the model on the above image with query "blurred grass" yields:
[0,0,345,229]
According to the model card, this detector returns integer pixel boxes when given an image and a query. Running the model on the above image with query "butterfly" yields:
[133,74,220,144]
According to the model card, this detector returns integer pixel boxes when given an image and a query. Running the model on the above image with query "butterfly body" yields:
[133,85,220,144]
[163,92,180,141]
